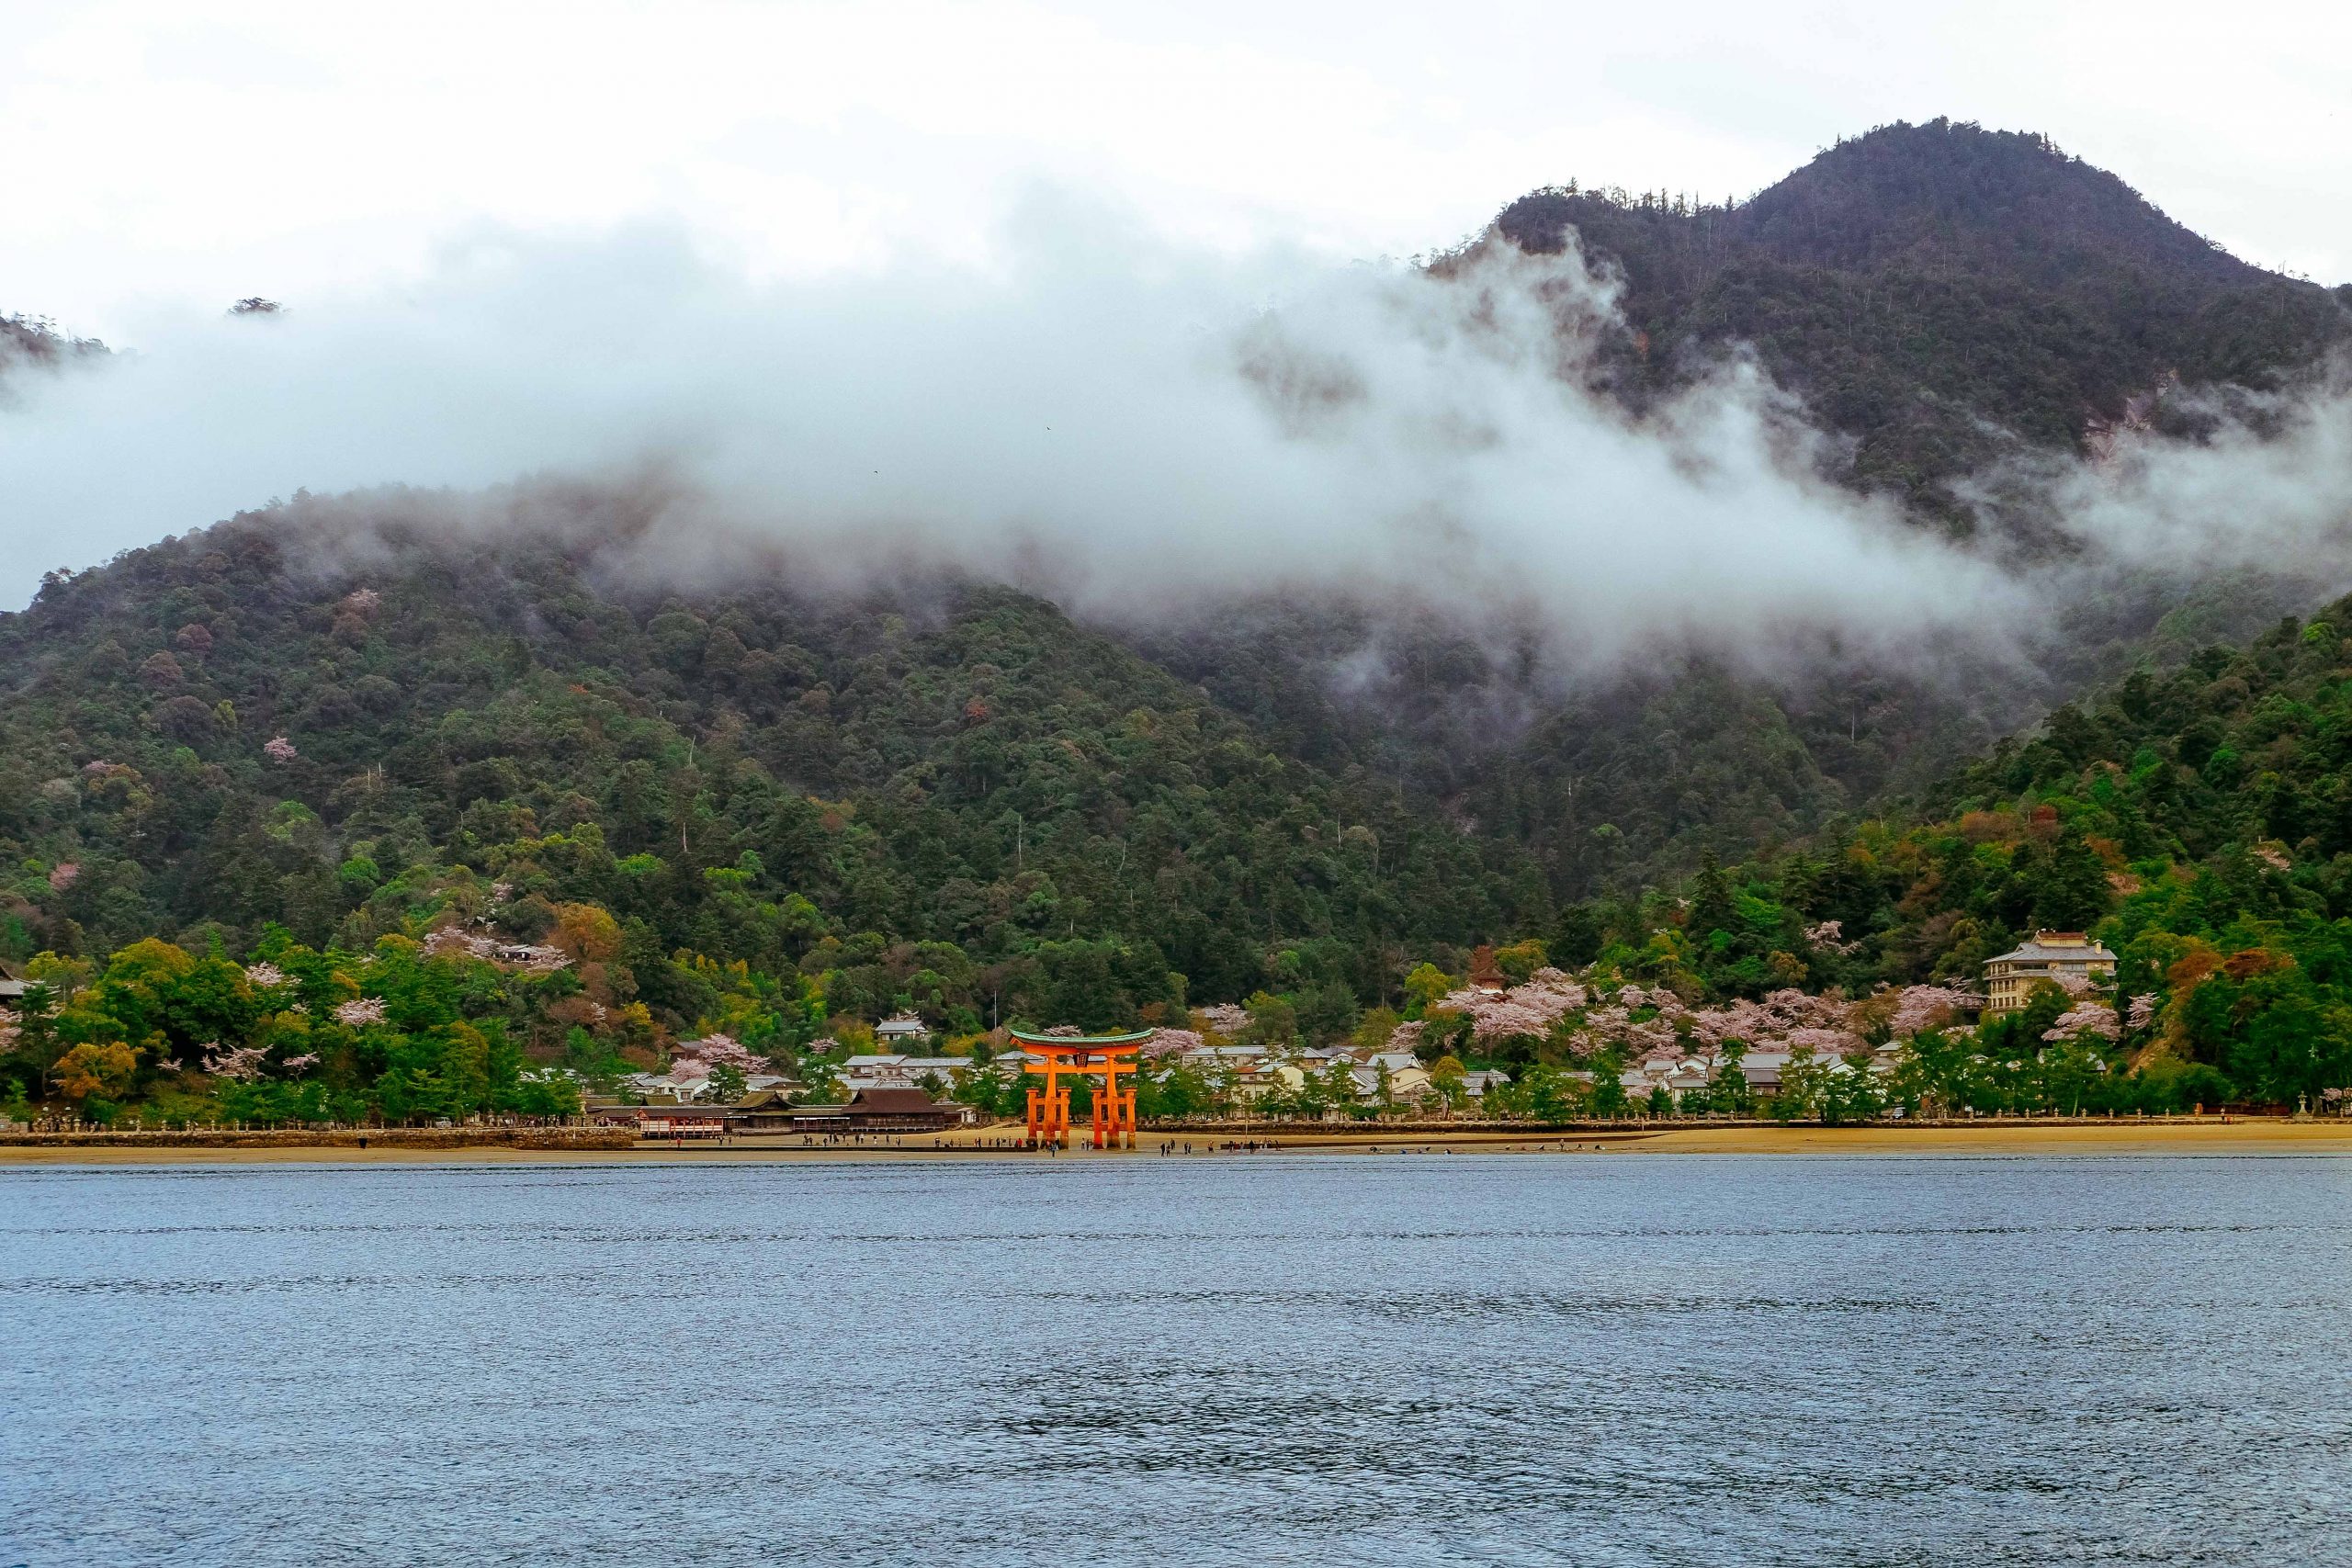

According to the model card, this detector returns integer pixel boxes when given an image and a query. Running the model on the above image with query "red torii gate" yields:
[1009,1028,1149,1149]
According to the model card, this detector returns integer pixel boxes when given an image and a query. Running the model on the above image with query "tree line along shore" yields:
[2,914,2346,1139]
[13,597,2352,1133]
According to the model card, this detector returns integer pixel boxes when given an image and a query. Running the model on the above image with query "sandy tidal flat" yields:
[5,1119,2352,1164]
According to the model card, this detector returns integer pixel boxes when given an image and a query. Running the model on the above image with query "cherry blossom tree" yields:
[1683,988,1853,1054]
[1786,1025,1868,1057]
[674,1032,763,1073]
[1804,919,1862,956]
[1684,998,1770,1048]
[422,927,497,961]
[334,997,387,1027]
[202,1043,269,1081]
[1194,1002,1250,1038]
[1434,967,1586,1042]
[2044,1003,2120,1043]
[243,962,288,988]
[262,736,299,764]
[1887,984,1980,1039]
[2125,993,2158,1032]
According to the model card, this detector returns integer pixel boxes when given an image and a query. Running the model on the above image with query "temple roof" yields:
[1987,931,2117,964]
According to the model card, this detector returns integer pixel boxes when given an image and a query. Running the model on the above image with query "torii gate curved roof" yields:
[1007,1028,1153,1049]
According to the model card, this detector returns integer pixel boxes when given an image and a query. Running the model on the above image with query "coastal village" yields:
[582,931,2136,1142]
[8,908,2290,1153]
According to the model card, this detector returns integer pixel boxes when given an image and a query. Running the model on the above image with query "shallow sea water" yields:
[3,1153,2350,1566]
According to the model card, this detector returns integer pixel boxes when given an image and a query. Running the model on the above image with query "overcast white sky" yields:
[7,0,2351,339]
[4,1,2350,625]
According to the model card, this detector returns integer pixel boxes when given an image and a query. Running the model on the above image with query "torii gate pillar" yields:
[1011,1029,1148,1149]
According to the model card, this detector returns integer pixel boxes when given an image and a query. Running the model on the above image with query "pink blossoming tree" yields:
[674,1033,763,1073]
[1194,1002,1250,1038]
[1886,984,1980,1039]
[1146,1028,1204,1058]
[1804,919,1863,956]
[202,1043,269,1081]
[2044,1003,2121,1043]
[1434,968,1587,1042]
[422,928,497,961]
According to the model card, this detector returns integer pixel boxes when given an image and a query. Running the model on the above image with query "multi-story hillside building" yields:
[1983,931,2117,1015]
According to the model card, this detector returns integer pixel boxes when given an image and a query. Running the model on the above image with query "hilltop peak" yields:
[1743,118,2262,285]
[1494,120,2349,505]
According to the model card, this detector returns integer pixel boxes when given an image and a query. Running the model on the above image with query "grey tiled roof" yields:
[1987,932,2116,964]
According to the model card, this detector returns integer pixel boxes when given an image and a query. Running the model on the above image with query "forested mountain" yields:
[0,512,1546,1022]
[1495,118,2352,511]
[1170,119,2352,887]
[3,118,2348,1054]
[12,522,2352,1119]
[1555,596,2352,1105]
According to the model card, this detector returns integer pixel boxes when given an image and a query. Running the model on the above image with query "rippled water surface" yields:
[5,1154,2352,1566]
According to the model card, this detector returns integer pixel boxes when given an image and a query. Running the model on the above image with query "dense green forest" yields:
[12,123,2346,909]
[5,120,2351,1122]
[7,523,2352,1121]
[1552,599,2352,1107]
[0,513,1544,1017]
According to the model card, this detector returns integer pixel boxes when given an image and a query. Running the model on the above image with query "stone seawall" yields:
[0,1127,639,1151]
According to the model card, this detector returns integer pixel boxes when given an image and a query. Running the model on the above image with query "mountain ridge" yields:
[1492,118,2352,508]
[4,119,2348,1010]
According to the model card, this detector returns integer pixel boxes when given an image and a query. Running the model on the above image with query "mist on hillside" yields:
[2,196,2349,685]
